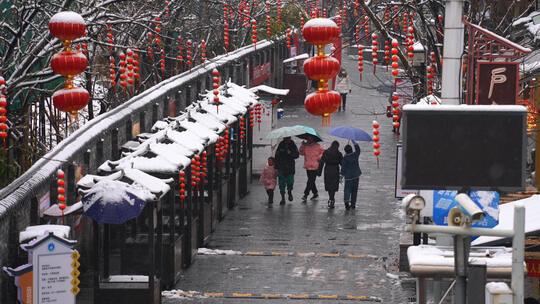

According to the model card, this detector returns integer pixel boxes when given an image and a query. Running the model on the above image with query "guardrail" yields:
[0,39,287,303]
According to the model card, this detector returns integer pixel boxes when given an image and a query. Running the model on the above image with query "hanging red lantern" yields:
[57,169,67,223]
[303,56,340,81]
[301,18,340,46]
[49,11,86,41]
[52,87,90,114]
[201,40,206,64]
[51,51,88,76]
[304,90,341,125]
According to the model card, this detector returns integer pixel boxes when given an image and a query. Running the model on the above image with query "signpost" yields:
[476,62,519,105]
[3,231,80,304]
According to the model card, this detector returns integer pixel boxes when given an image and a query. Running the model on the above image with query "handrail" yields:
[0,40,277,219]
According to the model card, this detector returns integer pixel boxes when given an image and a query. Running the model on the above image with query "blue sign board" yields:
[433,190,499,229]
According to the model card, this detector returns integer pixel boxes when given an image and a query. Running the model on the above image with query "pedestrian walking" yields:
[274,136,299,205]
[336,69,351,111]
[299,135,324,202]
[318,141,343,209]
[341,141,361,210]
[259,156,278,204]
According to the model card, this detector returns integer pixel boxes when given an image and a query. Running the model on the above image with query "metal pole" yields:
[441,0,464,105]
[407,224,514,237]
[453,235,470,304]
[512,204,525,304]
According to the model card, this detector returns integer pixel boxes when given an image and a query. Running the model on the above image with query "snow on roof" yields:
[200,103,238,124]
[249,85,290,96]
[472,194,540,246]
[189,111,226,133]
[467,22,531,53]
[149,142,192,168]
[412,41,424,51]
[77,171,124,189]
[123,168,172,195]
[403,104,527,112]
[283,53,309,63]
[43,202,83,217]
[225,82,260,106]
[151,120,169,131]
[82,180,155,212]
[19,224,71,243]
[165,129,205,153]
[178,121,220,144]
[408,245,512,268]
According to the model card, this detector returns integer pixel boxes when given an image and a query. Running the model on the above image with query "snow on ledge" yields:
[283,53,309,63]
[403,104,527,112]
[250,85,290,96]
[408,245,512,268]
[19,225,70,243]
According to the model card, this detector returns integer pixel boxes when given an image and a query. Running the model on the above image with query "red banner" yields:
[526,259,540,277]
[252,62,271,86]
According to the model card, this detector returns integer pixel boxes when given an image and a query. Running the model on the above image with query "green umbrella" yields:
[294,125,322,142]
[264,126,305,139]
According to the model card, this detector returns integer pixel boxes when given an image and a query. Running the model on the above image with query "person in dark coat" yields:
[318,141,343,208]
[341,141,361,210]
[274,136,299,205]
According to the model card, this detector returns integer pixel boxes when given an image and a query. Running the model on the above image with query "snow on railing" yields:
[0,39,277,218]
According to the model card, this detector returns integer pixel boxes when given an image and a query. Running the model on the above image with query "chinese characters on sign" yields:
[476,62,519,105]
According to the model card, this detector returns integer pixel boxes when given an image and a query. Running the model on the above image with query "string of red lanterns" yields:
[212,69,220,113]
[357,44,364,82]
[107,25,116,87]
[391,38,399,79]
[57,169,67,224]
[0,78,7,152]
[372,121,380,168]
[302,18,341,126]
[49,11,90,115]
[391,93,401,134]
[179,171,186,208]
[371,33,378,74]
[252,20,258,50]
[187,40,193,72]
[201,40,207,64]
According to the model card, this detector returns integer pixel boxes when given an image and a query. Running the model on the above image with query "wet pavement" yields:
[163,57,416,303]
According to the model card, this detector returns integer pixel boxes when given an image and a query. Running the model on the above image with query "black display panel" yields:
[401,106,526,191]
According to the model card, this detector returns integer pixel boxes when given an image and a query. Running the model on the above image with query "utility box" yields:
[485,282,512,304]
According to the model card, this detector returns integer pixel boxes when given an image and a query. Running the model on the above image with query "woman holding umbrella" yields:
[317,141,343,209]
[299,135,324,202]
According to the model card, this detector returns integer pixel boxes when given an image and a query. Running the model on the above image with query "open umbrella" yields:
[294,125,322,142]
[82,180,154,224]
[264,126,305,139]
[328,126,372,142]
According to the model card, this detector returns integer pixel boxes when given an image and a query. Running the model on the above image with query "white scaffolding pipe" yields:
[407,204,526,304]
[441,0,464,105]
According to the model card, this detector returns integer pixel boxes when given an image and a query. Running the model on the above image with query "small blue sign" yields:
[47,242,55,252]
[433,190,499,229]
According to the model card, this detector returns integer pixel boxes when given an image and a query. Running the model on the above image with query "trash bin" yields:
[277,108,284,120]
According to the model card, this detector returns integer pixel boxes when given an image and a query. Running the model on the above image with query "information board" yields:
[37,252,74,303]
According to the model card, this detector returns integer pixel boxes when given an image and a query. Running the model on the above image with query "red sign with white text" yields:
[476,62,519,105]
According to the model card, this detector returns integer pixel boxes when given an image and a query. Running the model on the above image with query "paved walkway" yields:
[163,57,415,303]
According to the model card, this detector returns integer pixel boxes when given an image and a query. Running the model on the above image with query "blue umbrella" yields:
[294,125,322,142]
[82,180,152,224]
[328,126,372,142]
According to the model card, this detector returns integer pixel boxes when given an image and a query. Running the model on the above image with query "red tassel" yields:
[62,210,65,225]
[376,156,379,169]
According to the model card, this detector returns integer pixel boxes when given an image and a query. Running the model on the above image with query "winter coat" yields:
[318,146,343,192]
[259,165,278,190]
[341,144,362,180]
[299,142,325,170]
[335,74,351,94]
[274,140,299,175]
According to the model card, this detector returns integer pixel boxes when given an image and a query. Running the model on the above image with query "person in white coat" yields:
[335,68,351,111]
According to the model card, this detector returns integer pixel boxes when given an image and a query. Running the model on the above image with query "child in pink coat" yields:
[259,157,278,204]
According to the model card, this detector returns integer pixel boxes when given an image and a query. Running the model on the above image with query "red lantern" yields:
[304,90,341,126]
[49,11,86,41]
[52,87,90,113]
[372,120,380,168]
[51,51,88,76]
[303,56,340,81]
[301,18,340,46]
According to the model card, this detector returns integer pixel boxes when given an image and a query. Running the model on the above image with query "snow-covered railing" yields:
[0,39,278,218]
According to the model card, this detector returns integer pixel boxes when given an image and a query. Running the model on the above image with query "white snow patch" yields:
[49,11,85,25]
[197,248,242,255]
[19,224,70,243]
